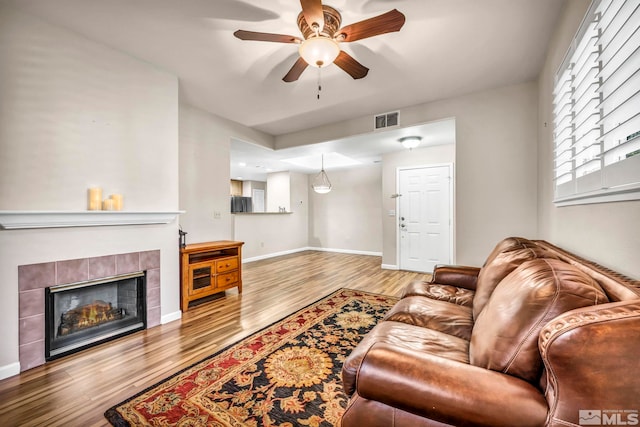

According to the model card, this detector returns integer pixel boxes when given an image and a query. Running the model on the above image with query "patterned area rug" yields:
[104,288,397,426]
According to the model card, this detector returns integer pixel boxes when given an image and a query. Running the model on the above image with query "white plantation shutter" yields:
[553,0,640,205]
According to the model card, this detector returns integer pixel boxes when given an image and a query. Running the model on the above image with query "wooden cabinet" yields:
[180,240,244,312]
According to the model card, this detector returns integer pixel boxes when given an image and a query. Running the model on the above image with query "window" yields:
[553,0,640,205]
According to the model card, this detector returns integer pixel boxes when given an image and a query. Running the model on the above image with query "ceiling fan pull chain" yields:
[317,67,322,100]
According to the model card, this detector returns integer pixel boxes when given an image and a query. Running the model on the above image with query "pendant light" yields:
[312,154,332,194]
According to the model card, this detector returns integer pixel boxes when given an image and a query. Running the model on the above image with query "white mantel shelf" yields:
[0,210,184,230]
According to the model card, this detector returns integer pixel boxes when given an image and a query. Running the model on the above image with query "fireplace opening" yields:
[45,271,146,360]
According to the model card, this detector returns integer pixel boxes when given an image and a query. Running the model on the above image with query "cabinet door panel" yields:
[192,266,212,290]
[188,261,215,296]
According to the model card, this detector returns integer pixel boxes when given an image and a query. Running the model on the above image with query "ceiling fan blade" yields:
[234,30,301,44]
[337,9,405,42]
[334,51,369,79]
[300,0,325,31]
[283,57,309,82]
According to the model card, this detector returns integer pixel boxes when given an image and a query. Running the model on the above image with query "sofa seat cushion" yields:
[470,258,609,384]
[401,280,475,307]
[342,321,469,396]
[473,246,559,319]
[383,296,473,340]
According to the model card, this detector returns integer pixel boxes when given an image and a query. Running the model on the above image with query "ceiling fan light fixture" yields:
[299,36,340,68]
[398,136,422,149]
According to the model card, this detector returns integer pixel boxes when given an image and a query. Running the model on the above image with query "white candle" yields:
[88,187,102,211]
[102,198,115,211]
[110,194,123,211]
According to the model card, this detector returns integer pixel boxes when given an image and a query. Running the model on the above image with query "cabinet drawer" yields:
[216,257,238,273]
[216,271,238,288]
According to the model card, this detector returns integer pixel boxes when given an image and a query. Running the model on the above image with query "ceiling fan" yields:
[234,0,405,82]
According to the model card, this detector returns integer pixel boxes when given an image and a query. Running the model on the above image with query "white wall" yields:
[178,103,273,243]
[277,82,539,267]
[234,172,309,260]
[537,0,640,278]
[308,164,383,254]
[0,6,180,375]
[236,165,384,260]
[393,83,539,266]
[266,172,291,212]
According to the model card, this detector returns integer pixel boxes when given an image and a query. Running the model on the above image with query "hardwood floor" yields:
[0,251,430,427]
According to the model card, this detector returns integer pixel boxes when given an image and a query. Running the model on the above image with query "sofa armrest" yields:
[356,343,548,427]
[431,265,481,290]
[539,301,640,426]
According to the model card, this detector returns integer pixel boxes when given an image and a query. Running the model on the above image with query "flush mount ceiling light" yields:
[398,136,422,149]
[311,154,332,194]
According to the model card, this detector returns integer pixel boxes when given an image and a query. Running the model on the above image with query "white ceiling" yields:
[2,0,565,179]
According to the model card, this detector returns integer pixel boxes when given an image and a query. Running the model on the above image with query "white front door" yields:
[398,164,452,273]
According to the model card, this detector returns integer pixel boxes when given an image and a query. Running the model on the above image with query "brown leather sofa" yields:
[341,237,640,427]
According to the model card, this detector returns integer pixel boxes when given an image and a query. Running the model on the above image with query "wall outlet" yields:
[213,211,221,219]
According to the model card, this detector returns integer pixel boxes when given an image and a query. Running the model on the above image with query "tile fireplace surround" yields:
[18,250,161,371]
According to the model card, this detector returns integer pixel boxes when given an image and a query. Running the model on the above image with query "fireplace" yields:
[45,272,146,359]
[18,250,161,371]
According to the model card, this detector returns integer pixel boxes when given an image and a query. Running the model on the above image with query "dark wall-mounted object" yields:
[179,228,187,248]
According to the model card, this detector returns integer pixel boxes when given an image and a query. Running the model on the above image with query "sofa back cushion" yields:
[482,236,536,267]
[473,246,559,319]
[469,258,609,384]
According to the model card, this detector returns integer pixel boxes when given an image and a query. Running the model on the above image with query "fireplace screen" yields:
[45,271,146,359]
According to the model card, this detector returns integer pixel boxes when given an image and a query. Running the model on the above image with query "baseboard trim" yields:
[381,264,399,270]
[243,247,310,263]
[307,247,382,257]
[161,310,182,324]
[243,247,382,264]
[0,362,20,380]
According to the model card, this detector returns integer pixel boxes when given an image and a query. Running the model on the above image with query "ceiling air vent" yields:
[374,111,400,130]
